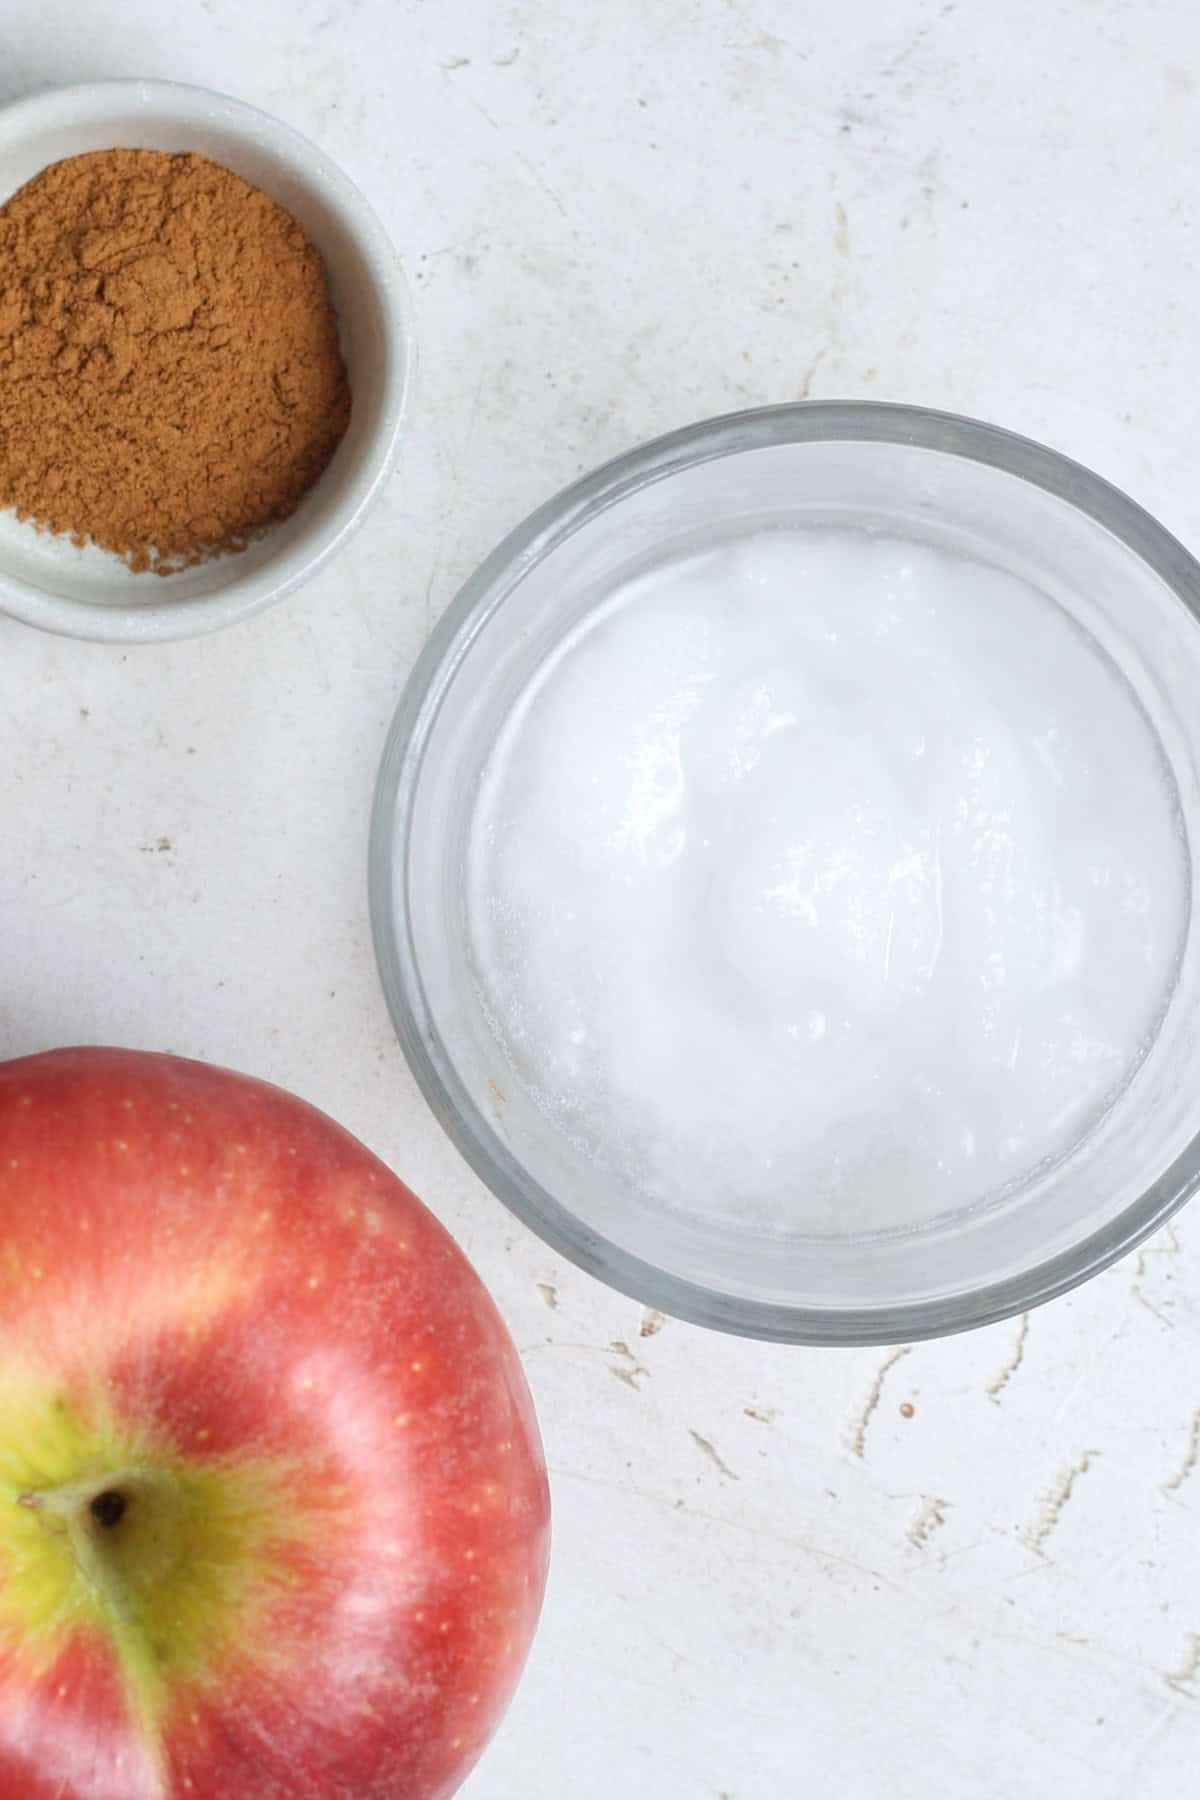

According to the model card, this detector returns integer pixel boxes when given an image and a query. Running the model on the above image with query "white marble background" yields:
[3,1,1200,1794]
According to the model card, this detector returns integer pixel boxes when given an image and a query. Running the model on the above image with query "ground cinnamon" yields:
[0,149,350,573]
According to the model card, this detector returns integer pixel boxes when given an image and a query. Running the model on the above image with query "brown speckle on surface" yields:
[608,1341,649,1391]
[1163,1407,1200,1496]
[851,1346,911,1458]
[1164,1631,1200,1696]
[689,1430,739,1482]
[987,1313,1030,1403]
[1022,1451,1100,1556]
[907,1495,948,1549]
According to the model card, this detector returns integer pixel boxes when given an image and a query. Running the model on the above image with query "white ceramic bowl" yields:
[0,79,413,642]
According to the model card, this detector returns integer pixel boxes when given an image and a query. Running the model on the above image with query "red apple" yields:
[0,1047,550,1800]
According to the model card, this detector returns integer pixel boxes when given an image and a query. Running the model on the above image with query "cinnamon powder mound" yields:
[0,149,351,573]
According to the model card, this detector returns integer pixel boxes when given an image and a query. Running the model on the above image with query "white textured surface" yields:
[3,3,1200,1795]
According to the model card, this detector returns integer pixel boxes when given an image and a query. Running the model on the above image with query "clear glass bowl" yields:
[370,402,1200,1344]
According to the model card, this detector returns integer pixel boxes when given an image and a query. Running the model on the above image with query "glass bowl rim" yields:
[369,399,1200,1345]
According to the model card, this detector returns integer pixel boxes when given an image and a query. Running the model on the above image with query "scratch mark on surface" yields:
[535,1282,558,1312]
[851,1346,911,1457]
[1163,1408,1200,1495]
[636,1617,707,1676]
[513,149,568,219]
[814,177,851,382]
[797,345,827,399]
[1131,1248,1175,1328]
[987,1313,1029,1403]
[744,1406,777,1424]
[1022,1451,1100,1555]
[421,534,448,636]
[639,1308,666,1338]
[1050,1315,1129,1425]
[450,79,568,220]
[883,0,957,78]
[549,1461,902,1590]
[689,1430,739,1481]
[907,1495,948,1548]
[609,1340,649,1390]
[1164,1632,1200,1696]
[1104,1704,1183,1792]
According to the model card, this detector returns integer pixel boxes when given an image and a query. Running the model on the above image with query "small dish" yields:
[0,79,413,643]
[371,401,1200,1344]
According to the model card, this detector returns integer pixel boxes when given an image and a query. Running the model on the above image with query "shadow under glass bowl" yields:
[370,401,1200,1344]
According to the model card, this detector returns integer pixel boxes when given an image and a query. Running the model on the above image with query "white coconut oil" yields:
[466,527,1186,1232]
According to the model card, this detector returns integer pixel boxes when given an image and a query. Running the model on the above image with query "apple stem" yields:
[14,1469,166,1626]
[16,1470,138,1524]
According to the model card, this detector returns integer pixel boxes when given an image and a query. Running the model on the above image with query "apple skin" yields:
[0,1048,550,1800]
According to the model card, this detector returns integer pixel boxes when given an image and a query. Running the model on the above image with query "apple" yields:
[0,1047,550,1800]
